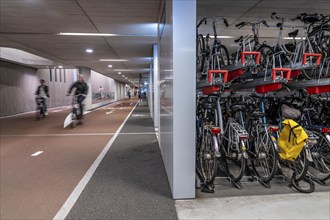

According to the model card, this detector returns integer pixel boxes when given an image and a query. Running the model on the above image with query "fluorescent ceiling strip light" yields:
[58,32,119,36]
[283,37,306,40]
[114,69,133,71]
[99,59,128,62]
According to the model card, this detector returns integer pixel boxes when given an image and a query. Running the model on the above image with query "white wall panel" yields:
[158,0,196,199]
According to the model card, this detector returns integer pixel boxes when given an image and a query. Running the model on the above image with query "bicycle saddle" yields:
[288,30,299,38]
[203,102,216,109]
[303,15,319,24]
[251,111,265,118]
[234,36,243,43]
[301,107,314,112]
[231,104,246,112]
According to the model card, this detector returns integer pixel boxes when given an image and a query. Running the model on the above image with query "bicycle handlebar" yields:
[235,19,269,29]
[197,17,207,29]
[236,22,245,28]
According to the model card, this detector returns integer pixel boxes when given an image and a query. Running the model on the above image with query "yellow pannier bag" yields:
[277,119,308,161]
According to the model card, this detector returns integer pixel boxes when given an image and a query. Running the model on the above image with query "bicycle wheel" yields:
[302,26,330,79]
[308,133,330,182]
[35,108,41,120]
[279,147,309,182]
[213,45,230,69]
[221,124,246,182]
[199,128,218,184]
[251,131,278,183]
[197,34,205,75]
[257,45,274,72]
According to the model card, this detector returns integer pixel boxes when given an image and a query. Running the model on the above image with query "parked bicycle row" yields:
[196,89,330,194]
[196,12,330,85]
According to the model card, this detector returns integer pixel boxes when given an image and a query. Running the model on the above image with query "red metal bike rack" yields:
[202,70,229,95]
[241,51,261,65]
[255,83,283,94]
[291,70,302,78]
[306,85,330,94]
[302,53,322,65]
[228,69,244,81]
[271,68,292,81]
[207,69,229,83]
[202,86,220,95]
[254,68,291,94]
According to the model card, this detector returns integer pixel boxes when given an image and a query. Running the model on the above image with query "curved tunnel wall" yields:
[0,61,128,117]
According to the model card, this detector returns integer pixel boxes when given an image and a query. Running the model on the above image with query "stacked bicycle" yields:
[196,14,329,193]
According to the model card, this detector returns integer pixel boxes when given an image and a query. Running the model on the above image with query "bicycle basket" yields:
[281,104,301,119]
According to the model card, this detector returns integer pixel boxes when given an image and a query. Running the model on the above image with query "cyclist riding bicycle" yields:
[35,79,50,115]
[66,74,89,118]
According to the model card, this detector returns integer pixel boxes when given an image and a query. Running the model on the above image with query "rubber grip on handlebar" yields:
[302,53,322,65]
[235,22,244,27]
[241,51,261,64]
[208,70,229,83]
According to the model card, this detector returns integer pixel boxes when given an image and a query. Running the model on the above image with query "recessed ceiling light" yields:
[58,66,63,68]
[108,65,112,68]
[118,72,121,74]
[86,49,93,53]
[122,75,125,77]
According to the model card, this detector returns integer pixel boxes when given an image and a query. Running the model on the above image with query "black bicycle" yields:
[35,96,46,120]
[196,17,230,81]
[70,94,86,128]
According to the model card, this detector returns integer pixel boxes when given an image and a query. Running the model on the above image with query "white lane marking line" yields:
[106,110,114,115]
[102,107,131,110]
[52,109,68,113]
[31,151,43,156]
[53,101,139,220]
[131,114,148,117]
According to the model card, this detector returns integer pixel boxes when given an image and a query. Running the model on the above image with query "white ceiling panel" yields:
[0,0,329,85]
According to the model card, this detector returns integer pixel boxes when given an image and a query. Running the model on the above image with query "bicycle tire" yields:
[279,147,309,182]
[302,26,330,79]
[308,25,330,38]
[221,125,246,182]
[251,131,278,183]
[257,45,274,72]
[290,173,315,193]
[213,45,230,69]
[197,34,205,75]
[35,110,41,120]
[308,133,330,182]
[199,129,218,184]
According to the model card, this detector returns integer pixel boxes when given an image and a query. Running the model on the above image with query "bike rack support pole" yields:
[241,51,261,65]
[208,69,229,83]
[302,53,322,65]
[271,68,291,81]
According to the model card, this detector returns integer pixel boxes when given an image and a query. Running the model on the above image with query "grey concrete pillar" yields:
[172,0,196,199]
[153,44,159,129]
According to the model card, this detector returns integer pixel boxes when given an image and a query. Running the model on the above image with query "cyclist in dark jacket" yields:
[35,79,50,115]
[67,74,89,117]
